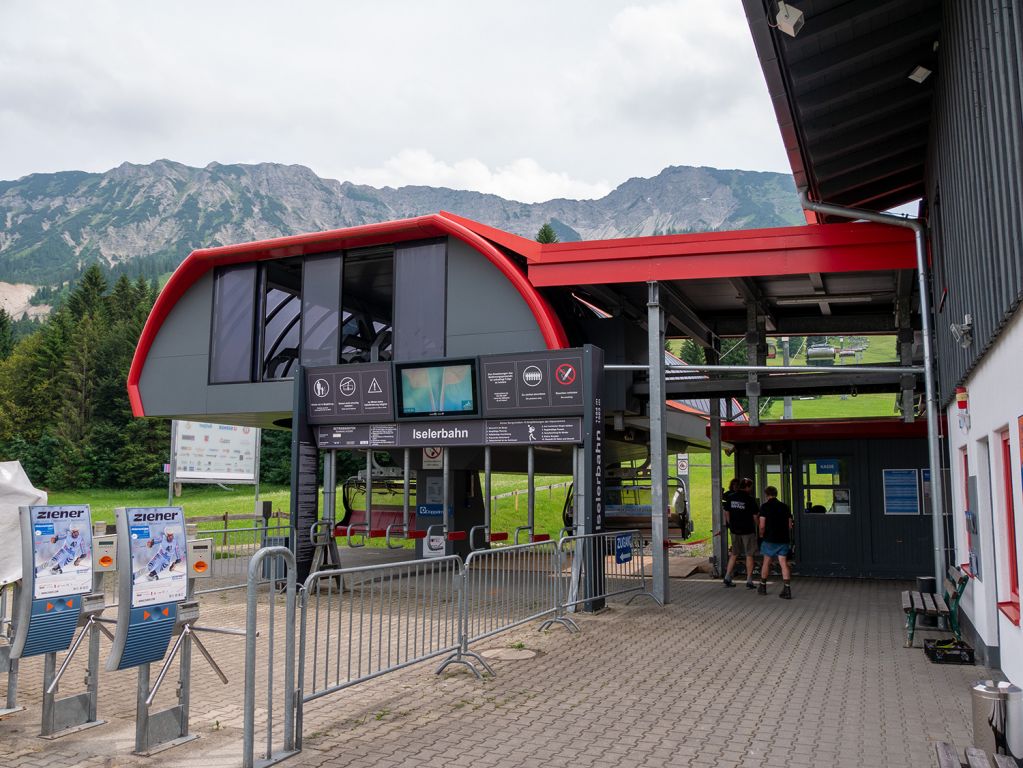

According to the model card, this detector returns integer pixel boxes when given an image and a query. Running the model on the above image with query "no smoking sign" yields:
[555,363,576,386]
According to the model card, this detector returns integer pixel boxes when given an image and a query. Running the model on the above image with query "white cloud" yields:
[340,150,612,203]
[0,0,790,193]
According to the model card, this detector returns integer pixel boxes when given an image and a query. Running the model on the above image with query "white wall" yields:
[946,304,1023,685]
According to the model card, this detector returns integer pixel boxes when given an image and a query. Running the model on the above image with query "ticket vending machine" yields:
[10,505,112,737]
[105,506,225,755]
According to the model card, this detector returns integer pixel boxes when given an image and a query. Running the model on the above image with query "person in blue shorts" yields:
[757,486,793,599]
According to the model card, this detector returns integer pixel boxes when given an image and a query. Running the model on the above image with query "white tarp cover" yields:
[0,461,47,587]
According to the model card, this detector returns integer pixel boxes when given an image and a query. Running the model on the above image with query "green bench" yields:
[902,565,970,648]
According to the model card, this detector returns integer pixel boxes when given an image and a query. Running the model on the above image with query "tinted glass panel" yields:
[262,260,302,381]
[341,250,393,364]
[210,265,256,384]
[301,254,341,367]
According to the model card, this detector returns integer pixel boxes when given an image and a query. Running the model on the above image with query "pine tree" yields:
[535,222,560,244]
[0,309,14,360]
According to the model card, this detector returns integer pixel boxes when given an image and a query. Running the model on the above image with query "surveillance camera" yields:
[776,1,805,37]
[950,316,973,348]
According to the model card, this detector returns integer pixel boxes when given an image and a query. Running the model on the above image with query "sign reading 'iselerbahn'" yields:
[316,417,583,449]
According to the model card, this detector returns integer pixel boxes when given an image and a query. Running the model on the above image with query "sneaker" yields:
[746,581,756,590]
[757,582,767,595]
[723,577,736,588]
[780,585,792,600]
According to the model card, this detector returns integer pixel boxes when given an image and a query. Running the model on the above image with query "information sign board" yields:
[316,417,584,449]
[614,534,633,564]
[173,421,258,483]
[480,350,584,417]
[882,469,920,515]
[305,363,394,425]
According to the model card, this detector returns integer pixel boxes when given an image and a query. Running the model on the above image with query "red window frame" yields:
[1000,429,1021,625]
[961,448,973,575]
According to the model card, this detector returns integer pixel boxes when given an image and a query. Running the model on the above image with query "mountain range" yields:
[0,160,804,289]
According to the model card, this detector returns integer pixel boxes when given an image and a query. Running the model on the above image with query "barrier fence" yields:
[298,556,471,708]
[195,522,291,595]
[243,547,298,768]
[242,529,654,766]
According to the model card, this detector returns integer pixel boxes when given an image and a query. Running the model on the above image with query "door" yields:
[796,455,859,575]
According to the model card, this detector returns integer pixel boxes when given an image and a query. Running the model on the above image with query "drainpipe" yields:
[799,189,946,584]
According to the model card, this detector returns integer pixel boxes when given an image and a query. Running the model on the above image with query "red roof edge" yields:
[439,210,542,260]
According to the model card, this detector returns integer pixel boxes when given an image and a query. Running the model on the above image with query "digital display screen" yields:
[395,360,478,419]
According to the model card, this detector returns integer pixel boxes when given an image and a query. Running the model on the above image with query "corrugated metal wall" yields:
[928,1,1023,403]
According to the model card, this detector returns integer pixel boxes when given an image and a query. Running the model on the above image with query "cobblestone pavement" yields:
[0,575,983,768]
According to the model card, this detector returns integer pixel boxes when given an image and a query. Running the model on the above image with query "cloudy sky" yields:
[0,0,789,203]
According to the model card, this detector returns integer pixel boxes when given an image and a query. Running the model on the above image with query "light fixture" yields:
[908,65,932,84]
[775,1,805,38]
[949,313,973,348]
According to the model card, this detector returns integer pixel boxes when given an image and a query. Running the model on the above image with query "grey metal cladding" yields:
[927,0,1023,403]
[445,238,544,356]
[394,240,446,361]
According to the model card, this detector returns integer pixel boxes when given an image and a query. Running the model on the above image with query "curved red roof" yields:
[127,213,568,417]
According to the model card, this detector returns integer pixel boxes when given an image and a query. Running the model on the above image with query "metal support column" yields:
[365,450,373,534]
[647,282,669,604]
[707,344,726,577]
[746,303,767,426]
[898,299,916,423]
[782,337,793,419]
[322,450,336,524]
[527,446,536,536]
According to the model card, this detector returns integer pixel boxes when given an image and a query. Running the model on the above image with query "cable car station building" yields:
[128,0,1023,692]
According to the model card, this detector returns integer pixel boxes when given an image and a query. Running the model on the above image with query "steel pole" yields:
[799,190,946,583]
[647,281,669,604]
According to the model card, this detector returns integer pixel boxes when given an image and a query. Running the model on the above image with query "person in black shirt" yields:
[757,485,793,599]
[723,478,759,588]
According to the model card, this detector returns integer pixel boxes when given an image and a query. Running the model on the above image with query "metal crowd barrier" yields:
[557,531,654,615]
[297,556,487,715]
[243,547,298,768]
[458,539,577,655]
[241,529,654,765]
[196,522,290,595]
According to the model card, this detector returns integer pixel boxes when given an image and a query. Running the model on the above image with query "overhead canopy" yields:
[741,0,941,217]
[446,212,919,340]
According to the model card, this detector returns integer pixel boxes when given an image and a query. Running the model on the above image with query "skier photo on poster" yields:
[31,506,93,599]
[128,510,187,608]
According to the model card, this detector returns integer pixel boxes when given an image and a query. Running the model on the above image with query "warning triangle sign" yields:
[367,378,383,394]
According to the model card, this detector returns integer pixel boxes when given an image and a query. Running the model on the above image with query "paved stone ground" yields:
[0,575,983,768]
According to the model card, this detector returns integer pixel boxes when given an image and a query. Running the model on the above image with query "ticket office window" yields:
[801,458,851,515]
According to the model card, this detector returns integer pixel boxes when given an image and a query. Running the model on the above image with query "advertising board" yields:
[125,507,188,608]
[173,420,259,484]
[29,505,93,600]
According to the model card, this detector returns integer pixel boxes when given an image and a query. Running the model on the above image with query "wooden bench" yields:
[902,565,970,648]
[935,741,1018,767]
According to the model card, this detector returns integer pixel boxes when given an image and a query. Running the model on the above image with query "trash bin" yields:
[917,576,938,628]
[971,679,1023,761]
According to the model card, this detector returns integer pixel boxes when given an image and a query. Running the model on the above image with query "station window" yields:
[801,458,851,515]
[210,265,257,384]
[340,249,393,363]
[1000,430,1020,623]
[260,259,303,381]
